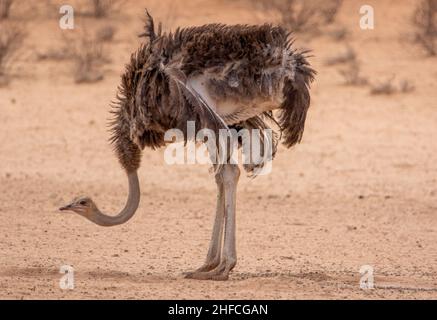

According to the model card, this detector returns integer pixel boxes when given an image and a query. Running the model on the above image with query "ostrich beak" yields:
[59,204,72,211]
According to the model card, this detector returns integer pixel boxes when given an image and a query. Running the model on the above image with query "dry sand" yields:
[0,0,436,299]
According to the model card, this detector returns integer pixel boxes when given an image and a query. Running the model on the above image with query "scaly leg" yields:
[185,174,225,276]
[186,164,240,281]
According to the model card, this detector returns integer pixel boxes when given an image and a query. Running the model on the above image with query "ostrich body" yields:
[60,12,315,281]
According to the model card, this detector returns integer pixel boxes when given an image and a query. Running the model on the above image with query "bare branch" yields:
[0,0,13,20]
[413,0,437,55]
[0,22,25,85]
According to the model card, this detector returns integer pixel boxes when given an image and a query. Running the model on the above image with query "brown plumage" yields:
[110,11,316,173]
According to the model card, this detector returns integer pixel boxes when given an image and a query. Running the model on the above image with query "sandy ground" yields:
[0,0,436,299]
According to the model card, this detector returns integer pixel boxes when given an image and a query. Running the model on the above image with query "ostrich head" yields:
[60,197,97,218]
[58,172,140,227]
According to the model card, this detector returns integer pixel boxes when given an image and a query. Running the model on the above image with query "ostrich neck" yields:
[92,171,140,227]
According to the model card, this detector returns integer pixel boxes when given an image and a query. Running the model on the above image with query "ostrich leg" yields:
[185,174,225,276]
[186,164,240,280]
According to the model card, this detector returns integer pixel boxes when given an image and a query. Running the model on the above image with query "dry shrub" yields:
[253,0,342,34]
[339,61,368,86]
[0,22,25,85]
[95,25,116,42]
[413,0,437,55]
[36,44,73,61]
[36,34,73,61]
[324,46,356,66]
[326,46,368,86]
[326,26,348,41]
[0,0,13,20]
[370,79,415,95]
[319,0,343,24]
[70,34,107,83]
[36,25,110,84]
[91,0,122,18]
[326,46,414,94]
[399,79,415,93]
[370,78,396,95]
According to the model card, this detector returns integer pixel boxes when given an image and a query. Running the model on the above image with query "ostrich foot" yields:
[183,258,220,277]
[184,259,235,281]
[185,271,229,281]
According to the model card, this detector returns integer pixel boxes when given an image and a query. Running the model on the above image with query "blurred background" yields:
[0,0,436,299]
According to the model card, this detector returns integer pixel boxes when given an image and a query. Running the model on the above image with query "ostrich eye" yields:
[79,200,87,206]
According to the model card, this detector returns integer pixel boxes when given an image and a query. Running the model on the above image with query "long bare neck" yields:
[90,171,140,227]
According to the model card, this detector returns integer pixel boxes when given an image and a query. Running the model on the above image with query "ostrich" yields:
[60,11,315,281]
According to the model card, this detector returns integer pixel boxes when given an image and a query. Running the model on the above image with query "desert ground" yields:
[0,0,436,299]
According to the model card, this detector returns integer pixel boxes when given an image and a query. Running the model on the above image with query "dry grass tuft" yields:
[324,45,368,86]
[36,44,73,61]
[399,79,415,93]
[339,61,368,86]
[95,25,116,42]
[70,34,107,83]
[370,78,415,95]
[253,0,342,35]
[370,78,396,95]
[319,0,343,24]
[324,46,356,66]
[36,25,111,84]
[326,26,348,41]
[90,0,122,18]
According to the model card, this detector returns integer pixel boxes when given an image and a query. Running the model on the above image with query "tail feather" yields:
[279,50,316,148]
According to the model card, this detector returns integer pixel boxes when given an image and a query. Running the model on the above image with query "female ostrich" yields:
[60,12,315,281]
